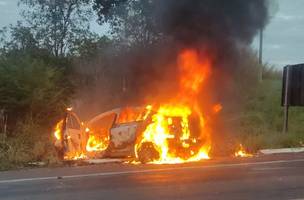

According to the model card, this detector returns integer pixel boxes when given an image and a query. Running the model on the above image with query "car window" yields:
[116,107,147,124]
[89,113,117,136]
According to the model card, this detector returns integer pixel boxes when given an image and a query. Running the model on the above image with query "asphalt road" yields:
[0,153,304,200]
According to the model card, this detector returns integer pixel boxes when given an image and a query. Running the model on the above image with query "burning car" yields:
[54,49,221,164]
[54,104,211,163]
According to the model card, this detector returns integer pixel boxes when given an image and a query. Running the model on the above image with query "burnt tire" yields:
[137,142,160,164]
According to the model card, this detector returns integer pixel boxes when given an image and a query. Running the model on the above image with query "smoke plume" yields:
[127,0,270,104]
[156,0,269,46]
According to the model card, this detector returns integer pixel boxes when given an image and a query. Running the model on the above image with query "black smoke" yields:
[155,0,269,46]
[125,0,269,104]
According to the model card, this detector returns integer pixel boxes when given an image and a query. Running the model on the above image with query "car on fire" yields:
[54,105,209,163]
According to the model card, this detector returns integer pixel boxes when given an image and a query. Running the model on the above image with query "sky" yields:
[252,0,304,67]
[0,0,303,69]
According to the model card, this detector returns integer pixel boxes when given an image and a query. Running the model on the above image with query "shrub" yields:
[0,54,73,133]
[0,120,61,171]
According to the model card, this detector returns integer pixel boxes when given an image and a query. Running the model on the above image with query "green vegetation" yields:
[237,79,304,152]
[0,0,118,171]
[0,54,72,170]
[0,0,89,170]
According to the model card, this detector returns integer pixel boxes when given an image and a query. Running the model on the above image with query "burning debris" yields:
[234,144,253,158]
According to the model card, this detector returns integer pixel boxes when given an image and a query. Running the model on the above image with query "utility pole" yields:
[283,66,290,134]
[259,28,263,65]
[258,27,264,82]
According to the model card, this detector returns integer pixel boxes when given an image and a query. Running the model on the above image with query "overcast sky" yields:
[0,0,303,69]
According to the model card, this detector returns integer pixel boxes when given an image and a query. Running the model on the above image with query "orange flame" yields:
[135,105,210,164]
[213,104,223,114]
[135,49,213,164]
[64,152,87,160]
[117,106,153,124]
[54,120,63,140]
[234,144,253,158]
[86,135,109,152]
[179,49,211,98]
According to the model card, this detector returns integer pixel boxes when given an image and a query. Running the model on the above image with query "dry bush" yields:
[0,120,60,171]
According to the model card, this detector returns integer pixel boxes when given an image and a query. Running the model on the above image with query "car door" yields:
[86,112,117,153]
[110,122,139,149]
[107,107,145,157]
[63,111,85,159]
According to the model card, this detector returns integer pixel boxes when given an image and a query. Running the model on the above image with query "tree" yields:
[71,35,112,58]
[19,0,94,57]
[93,0,161,47]
[1,22,39,54]
[0,54,73,132]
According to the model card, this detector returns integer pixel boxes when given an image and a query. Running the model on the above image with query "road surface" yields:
[0,153,304,200]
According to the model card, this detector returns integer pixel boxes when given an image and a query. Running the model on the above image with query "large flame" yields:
[135,49,214,164]
[54,120,63,140]
[86,134,109,152]
[135,104,210,164]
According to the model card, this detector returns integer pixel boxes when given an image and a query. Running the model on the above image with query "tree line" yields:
[0,0,155,133]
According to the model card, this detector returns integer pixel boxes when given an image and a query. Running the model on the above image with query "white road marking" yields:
[0,158,304,184]
[252,166,295,171]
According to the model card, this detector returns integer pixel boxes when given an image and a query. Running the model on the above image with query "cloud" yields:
[266,44,281,50]
[276,14,304,21]
[0,1,7,6]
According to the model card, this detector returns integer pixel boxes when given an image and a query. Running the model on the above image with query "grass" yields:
[0,121,61,171]
[236,79,304,152]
